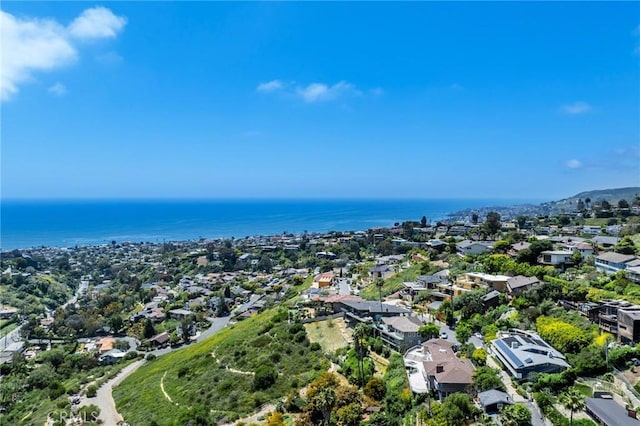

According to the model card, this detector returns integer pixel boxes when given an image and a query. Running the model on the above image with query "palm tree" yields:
[314,387,336,425]
[560,388,585,426]
[352,323,368,387]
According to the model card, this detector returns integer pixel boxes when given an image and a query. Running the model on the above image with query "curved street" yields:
[79,316,231,424]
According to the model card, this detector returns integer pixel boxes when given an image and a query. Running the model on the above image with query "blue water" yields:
[0,199,530,250]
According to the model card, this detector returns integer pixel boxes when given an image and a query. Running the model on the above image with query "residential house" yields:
[585,397,640,426]
[481,290,501,308]
[404,339,475,401]
[595,252,640,274]
[168,308,193,320]
[627,266,640,284]
[507,241,531,258]
[334,298,409,325]
[379,316,424,352]
[537,250,575,268]
[146,332,169,348]
[313,272,335,288]
[99,349,127,365]
[455,272,510,293]
[506,276,540,297]
[490,330,570,380]
[582,226,602,235]
[369,265,394,281]
[592,236,620,248]
[618,306,640,343]
[478,389,514,414]
[456,240,493,256]
[95,337,116,354]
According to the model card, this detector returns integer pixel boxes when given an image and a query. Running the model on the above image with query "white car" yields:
[440,331,448,339]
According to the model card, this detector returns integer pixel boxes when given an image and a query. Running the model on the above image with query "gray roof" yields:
[597,252,638,264]
[492,331,570,372]
[482,290,501,302]
[585,398,640,426]
[478,389,514,408]
[341,300,409,315]
[507,275,540,290]
[592,236,621,246]
[381,316,423,333]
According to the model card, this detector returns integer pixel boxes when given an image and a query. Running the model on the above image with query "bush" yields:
[124,351,138,360]
[254,365,278,390]
[146,353,156,361]
[86,384,98,398]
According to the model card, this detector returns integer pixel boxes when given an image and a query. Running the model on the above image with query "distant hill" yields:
[447,186,640,220]
[542,187,640,213]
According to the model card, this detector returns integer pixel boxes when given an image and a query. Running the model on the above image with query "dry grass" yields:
[304,318,352,353]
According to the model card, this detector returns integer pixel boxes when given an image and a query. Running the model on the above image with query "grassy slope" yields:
[114,276,328,425]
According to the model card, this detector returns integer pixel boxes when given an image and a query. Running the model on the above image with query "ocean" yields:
[0,199,530,250]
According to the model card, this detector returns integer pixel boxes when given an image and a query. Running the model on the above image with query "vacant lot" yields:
[304,318,352,353]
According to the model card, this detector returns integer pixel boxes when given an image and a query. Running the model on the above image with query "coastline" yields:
[1,198,539,250]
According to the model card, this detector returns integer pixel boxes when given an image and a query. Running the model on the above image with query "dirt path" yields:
[211,351,254,375]
[160,371,177,404]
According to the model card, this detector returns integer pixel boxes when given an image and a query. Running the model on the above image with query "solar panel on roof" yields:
[520,337,534,344]
[533,339,548,347]
[495,339,524,368]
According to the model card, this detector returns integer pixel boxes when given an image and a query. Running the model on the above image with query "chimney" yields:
[436,364,444,373]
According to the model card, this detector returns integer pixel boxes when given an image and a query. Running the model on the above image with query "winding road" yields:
[80,316,231,425]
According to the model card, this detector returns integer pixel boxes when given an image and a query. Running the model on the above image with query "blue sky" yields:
[1,2,639,200]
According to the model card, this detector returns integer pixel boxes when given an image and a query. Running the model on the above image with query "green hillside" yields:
[114,279,330,425]
[542,187,640,212]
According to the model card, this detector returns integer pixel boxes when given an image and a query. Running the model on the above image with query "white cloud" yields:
[256,80,284,93]
[561,101,592,115]
[48,82,67,96]
[565,159,582,169]
[68,7,127,40]
[296,81,361,103]
[258,79,369,103]
[0,8,126,101]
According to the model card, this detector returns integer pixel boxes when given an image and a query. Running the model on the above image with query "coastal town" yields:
[1,192,640,425]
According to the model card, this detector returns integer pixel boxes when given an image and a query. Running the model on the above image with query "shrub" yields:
[146,353,156,361]
[86,384,98,398]
[254,366,278,390]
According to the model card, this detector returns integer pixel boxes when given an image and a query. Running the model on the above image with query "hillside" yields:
[113,278,330,425]
[542,187,640,213]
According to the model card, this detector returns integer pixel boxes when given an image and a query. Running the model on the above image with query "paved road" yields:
[82,315,232,424]
[81,359,144,425]
[0,325,23,351]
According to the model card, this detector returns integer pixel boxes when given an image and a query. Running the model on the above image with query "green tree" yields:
[336,402,363,426]
[500,403,532,426]
[418,323,440,340]
[471,348,488,366]
[363,377,386,401]
[576,199,585,212]
[619,199,630,209]
[560,388,585,426]
[143,318,156,339]
[473,366,506,392]
[472,213,479,225]
[254,365,278,390]
[484,211,502,235]
[314,387,336,425]
[421,216,428,228]
[455,322,472,344]
[615,236,637,255]
[436,393,480,426]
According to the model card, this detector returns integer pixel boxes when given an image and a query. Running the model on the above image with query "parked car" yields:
[440,331,448,339]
